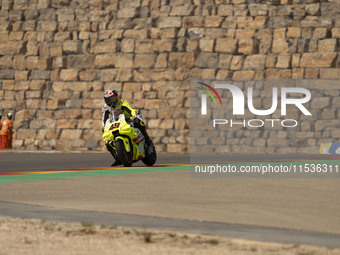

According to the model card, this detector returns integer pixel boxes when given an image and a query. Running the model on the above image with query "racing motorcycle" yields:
[102,111,157,167]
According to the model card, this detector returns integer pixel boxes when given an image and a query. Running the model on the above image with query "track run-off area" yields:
[0,151,340,248]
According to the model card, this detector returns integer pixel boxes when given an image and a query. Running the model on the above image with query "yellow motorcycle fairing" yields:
[102,115,145,161]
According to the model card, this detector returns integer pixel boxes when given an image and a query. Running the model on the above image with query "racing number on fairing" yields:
[109,123,120,130]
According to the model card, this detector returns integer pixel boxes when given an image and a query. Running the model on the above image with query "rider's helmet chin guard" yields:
[104,89,118,108]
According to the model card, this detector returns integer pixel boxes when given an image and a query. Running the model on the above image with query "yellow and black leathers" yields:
[102,98,149,139]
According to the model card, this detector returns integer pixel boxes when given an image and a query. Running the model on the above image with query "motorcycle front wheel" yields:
[116,139,133,167]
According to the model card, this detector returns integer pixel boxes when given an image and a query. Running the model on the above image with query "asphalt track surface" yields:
[0,151,340,248]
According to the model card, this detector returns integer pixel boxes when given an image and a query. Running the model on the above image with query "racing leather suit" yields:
[102,98,149,140]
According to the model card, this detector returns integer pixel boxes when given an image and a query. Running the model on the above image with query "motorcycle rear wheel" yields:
[116,139,133,167]
[142,140,157,166]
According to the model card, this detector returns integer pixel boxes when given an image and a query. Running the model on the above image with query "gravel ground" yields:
[0,216,339,255]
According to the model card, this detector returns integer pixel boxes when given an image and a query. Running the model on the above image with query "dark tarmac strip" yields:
[0,151,338,173]
[0,152,190,172]
[1,201,340,248]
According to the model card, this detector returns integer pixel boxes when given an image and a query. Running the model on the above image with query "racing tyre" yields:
[115,139,133,167]
[142,139,157,166]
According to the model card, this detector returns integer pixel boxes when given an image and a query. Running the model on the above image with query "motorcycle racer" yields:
[102,89,151,166]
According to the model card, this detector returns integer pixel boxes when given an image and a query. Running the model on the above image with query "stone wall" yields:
[0,0,339,153]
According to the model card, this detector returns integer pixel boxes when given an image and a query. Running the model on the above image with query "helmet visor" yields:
[105,95,118,107]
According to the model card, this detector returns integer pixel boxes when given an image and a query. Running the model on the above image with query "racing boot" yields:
[141,129,152,148]
[144,135,152,147]
[143,131,153,155]
[134,118,152,147]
